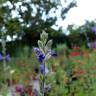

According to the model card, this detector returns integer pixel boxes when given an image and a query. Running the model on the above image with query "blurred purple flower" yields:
[51,53,57,56]
[34,47,45,62]
[40,64,49,75]
[0,53,3,61]
[34,47,57,63]
[38,54,45,62]
[33,89,39,96]
[0,53,11,61]
[92,26,96,33]
[16,84,24,93]
[33,47,42,56]
[93,40,96,48]
[47,50,57,56]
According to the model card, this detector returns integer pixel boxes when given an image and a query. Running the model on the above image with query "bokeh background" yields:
[0,0,96,96]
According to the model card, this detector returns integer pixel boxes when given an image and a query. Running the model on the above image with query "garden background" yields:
[0,0,96,96]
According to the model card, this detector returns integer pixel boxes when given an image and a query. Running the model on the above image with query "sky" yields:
[59,0,96,29]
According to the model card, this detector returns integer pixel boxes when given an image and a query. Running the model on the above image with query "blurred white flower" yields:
[10,70,15,74]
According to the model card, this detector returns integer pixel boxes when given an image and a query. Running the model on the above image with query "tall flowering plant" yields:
[33,31,56,96]
[0,30,8,95]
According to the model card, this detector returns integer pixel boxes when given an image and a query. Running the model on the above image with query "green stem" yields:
[1,32,6,83]
[42,61,45,96]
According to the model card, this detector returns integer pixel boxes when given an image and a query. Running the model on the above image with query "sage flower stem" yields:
[42,61,45,96]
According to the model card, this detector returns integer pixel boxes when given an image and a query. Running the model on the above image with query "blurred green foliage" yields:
[67,20,96,46]
[0,0,77,55]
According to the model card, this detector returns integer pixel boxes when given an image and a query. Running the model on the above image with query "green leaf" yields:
[38,40,44,53]
[46,40,53,49]
[38,40,44,48]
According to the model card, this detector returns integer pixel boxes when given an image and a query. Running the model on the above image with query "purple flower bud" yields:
[34,47,42,56]
[40,64,49,75]
[0,53,3,61]
[34,47,45,62]
[34,47,57,63]
[38,54,45,62]
[51,53,57,56]
[92,26,96,33]
[40,64,44,74]
[47,50,57,57]
[0,53,11,61]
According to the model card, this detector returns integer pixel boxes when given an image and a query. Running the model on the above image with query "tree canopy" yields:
[67,20,96,47]
[0,0,76,38]
[0,0,77,55]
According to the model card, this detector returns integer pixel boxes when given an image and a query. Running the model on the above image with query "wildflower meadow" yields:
[0,0,96,96]
[0,31,96,96]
